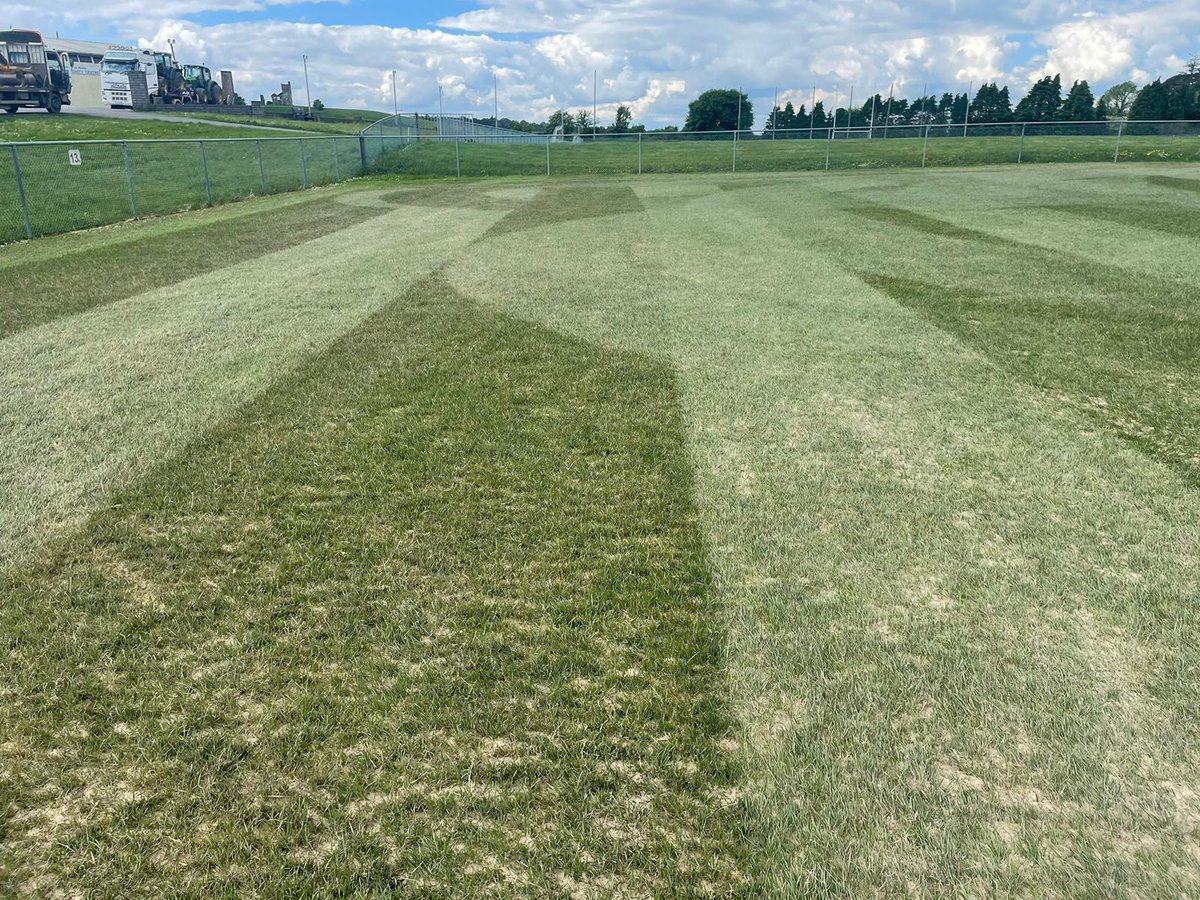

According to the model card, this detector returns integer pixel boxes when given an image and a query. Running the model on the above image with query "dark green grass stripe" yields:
[486,183,644,238]
[1043,203,1200,238]
[863,272,1200,487]
[1145,175,1200,194]
[0,275,746,896]
[0,197,389,340]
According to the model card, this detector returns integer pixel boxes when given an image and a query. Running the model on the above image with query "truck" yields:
[100,47,155,108]
[182,64,224,105]
[0,29,72,114]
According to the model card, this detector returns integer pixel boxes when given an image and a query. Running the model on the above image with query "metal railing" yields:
[360,118,1200,179]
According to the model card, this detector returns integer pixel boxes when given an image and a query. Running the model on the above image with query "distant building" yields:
[45,36,124,108]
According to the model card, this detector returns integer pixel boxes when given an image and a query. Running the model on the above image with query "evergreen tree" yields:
[1060,80,1095,120]
[1014,75,1063,121]
[782,100,796,128]
[970,82,1013,123]
[1094,96,1109,120]
[810,100,827,129]
[1129,79,1168,119]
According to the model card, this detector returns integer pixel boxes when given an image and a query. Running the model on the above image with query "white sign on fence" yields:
[68,149,82,166]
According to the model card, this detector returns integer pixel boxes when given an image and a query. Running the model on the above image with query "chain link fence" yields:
[362,117,1200,178]
[1,134,365,244]
[3,119,1197,243]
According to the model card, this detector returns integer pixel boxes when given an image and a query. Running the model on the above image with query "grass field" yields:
[372,131,1200,177]
[0,132,363,241]
[0,113,306,143]
[2,163,1199,896]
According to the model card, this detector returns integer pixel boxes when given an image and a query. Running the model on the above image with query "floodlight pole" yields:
[847,85,853,138]
[302,54,312,116]
[391,70,397,115]
[593,69,597,140]
[810,85,816,140]
[494,71,498,129]
[771,87,778,138]
[869,91,877,138]
[963,80,972,136]
[438,85,443,138]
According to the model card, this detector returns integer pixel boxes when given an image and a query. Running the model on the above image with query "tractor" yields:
[183,63,223,105]
[154,51,185,103]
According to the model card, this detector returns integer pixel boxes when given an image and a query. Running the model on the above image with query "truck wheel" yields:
[3,105,18,115]
[45,93,62,114]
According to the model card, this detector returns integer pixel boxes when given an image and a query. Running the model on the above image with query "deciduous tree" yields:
[684,89,753,132]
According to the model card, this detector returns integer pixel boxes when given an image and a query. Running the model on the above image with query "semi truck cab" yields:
[101,48,155,107]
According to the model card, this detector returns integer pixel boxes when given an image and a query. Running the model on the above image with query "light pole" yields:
[391,69,397,115]
[593,69,597,139]
[493,71,498,128]
[302,54,311,116]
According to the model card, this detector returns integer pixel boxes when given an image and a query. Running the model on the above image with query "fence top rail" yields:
[0,134,358,149]
[370,117,1200,141]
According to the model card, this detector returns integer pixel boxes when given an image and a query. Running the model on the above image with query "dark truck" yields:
[0,29,71,114]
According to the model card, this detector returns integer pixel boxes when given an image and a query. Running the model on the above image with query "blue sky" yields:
[13,0,1198,124]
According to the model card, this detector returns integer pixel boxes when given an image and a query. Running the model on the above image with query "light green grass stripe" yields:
[0,201,503,569]
[444,172,1200,896]
[0,182,369,270]
[810,163,1200,282]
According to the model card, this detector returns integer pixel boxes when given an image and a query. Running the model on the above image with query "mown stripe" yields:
[0,274,747,897]
[0,197,390,340]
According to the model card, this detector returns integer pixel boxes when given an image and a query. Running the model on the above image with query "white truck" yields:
[100,47,155,108]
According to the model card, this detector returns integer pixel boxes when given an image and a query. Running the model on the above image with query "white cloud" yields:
[20,0,1200,124]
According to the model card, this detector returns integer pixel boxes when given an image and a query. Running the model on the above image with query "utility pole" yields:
[302,54,311,116]
[391,70,397,115]
[847,84,854,137]
[810,85,816,140]
[884,82,893,137]
[963,80,972,136]
[869,91,877,137]
[771,87,778,138]
[493,71,498,128]
[593,69,597,139]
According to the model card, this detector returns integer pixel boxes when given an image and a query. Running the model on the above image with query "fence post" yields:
[10,145,32,240]
[546,136,551,176]
[359,135,368,174]
[732,129,738,173]
[825,126,832,170]
[455,137,461,177]
[1113,120,1125,163]
[299,139,308,187]
[334,139,341,179]
[200,141,213,204]
[1017,123,1026,164]
[921,123,931,168]
[638,133,642,175]
[257,140,266,192]
[122,141,137,219]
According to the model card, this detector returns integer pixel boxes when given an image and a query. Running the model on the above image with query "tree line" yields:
[753,56,1199,134]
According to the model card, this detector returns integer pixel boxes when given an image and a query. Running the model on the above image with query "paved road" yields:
[49,105,320,134]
